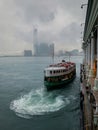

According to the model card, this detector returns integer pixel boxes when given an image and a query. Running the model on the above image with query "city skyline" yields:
[0,0,87,55]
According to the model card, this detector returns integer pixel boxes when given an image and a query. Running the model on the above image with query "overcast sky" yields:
[0,0,87,55]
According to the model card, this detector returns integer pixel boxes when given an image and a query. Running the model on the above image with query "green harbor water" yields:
[0,56,82,130]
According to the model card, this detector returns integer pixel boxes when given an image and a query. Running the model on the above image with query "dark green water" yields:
[0,56,82,130]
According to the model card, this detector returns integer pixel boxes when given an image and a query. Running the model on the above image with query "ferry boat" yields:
[44,60,76,90]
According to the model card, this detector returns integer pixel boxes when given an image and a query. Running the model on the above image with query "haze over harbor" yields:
[0,49,83,57]
[0,0,87,56]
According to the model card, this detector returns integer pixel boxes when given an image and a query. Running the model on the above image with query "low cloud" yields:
[0,0,87,55]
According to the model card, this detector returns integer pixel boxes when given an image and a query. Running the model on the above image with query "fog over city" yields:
[0,0,87,55]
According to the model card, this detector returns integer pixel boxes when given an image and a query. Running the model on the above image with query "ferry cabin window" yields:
[50,71,52,74]
[53,70,58,74]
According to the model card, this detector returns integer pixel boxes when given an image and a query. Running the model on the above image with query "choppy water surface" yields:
[0,56,83,130]
[10,88,77,118]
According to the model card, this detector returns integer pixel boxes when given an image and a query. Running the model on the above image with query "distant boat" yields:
[44,60,76,90]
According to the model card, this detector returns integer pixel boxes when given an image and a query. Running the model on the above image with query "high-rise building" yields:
[33,28,54,56]
[33,28,38,56]
[24,50,32,57]
[49,43,54,57]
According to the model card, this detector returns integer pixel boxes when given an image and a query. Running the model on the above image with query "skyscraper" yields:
[49,43,54,57]
[33,28,54,56]
[33,28,38,56]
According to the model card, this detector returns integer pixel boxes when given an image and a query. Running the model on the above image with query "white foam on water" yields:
[10,88,76,119]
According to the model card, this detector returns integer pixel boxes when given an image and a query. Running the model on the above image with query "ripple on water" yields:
[10,88,77,119]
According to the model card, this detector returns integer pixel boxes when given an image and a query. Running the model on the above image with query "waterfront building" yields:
[81,0,98,129]
[37,43,53,56]
[24,50,32,57]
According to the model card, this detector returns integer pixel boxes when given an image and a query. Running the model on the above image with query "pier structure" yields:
[81,0,98,129]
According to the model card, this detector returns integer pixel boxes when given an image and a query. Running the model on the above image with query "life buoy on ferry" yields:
[66,65,69,68]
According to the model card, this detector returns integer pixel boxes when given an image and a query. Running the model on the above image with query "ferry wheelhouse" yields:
[44,61,76,90]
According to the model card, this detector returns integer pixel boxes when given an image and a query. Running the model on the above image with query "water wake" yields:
[10,88,76,119]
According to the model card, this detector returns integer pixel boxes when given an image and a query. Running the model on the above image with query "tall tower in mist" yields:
[33,28,38,56]
[50,43,54,57]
